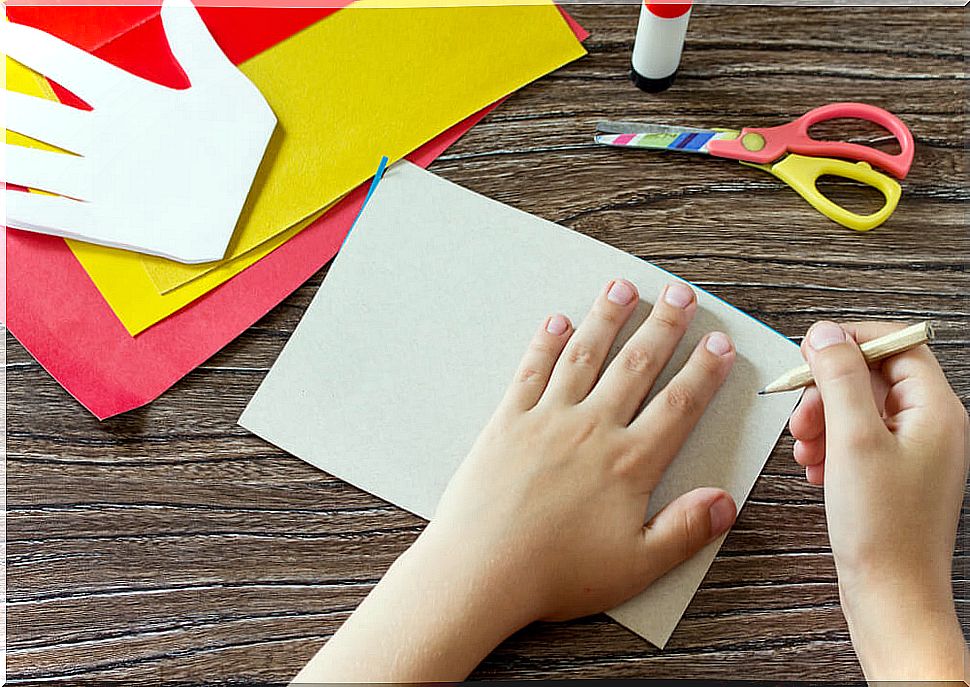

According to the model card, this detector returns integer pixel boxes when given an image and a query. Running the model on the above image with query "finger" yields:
[788,386,824,441]
[881,348,951,411]
[5,188,94,238]
[160,0,236,87]
[794,436,825,467]
[640,488,736,582]
[501,314,573,412]
[1,20,128,106]
[833,321,947,409]
[806,463,825,486]
[544,279,639,405]
[5,91,92,155]
[803,321,890,449]
[841,321,958,443]
[5,145,91,201]
[630,332,735,485]
[588,281,697,423]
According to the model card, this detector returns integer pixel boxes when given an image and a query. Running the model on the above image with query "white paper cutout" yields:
[2,0,277,263]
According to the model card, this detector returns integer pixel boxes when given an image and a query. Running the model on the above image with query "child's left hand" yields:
[294,278,738,683]
[428,278,738,624]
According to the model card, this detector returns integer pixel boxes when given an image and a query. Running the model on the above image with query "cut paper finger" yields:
[4,90,92,154]
[3,0,277,263]
[137,1,587,292]
[5,146,90,200]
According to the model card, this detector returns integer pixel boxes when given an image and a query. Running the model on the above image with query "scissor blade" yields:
[596,120,718,137]
[594,126,740,155]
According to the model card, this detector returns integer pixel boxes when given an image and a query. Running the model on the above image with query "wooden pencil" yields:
[759,321,935,395]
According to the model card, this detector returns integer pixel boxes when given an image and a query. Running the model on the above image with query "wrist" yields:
[301,524,532,683]
[413,522,540,635]
[838,565,954,627]
[838,579,966,681]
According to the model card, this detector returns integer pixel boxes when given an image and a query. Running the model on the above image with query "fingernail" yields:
[809,322,846,351]
[664,283,694,309]
[709,496,736,536]
[546,314,568,335]
[607,280,636,306]
[705,332,733,357]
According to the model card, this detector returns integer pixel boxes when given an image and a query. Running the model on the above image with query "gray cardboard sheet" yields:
[239,161,803,648]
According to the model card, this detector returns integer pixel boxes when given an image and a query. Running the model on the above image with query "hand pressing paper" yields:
[239,161,804,648]
[3,0,276,263]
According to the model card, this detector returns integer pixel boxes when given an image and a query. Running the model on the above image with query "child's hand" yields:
[296,279,739,682]
[789,321,969,681]
[428,278,737,623]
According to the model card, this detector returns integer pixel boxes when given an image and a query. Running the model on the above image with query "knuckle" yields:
[678,509,699,561]
[622,345,657,376]
[610,445,646,480]
[695,349,725,376]
[662,383,699,416]
[528,338,557,356]
[570,415,601,445]
[567,343,597,368]
[651,309,683,332]
[517,367,545,385]
[592,305,620,326]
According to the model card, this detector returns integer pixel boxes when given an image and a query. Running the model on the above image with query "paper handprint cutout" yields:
[3,0,277,263]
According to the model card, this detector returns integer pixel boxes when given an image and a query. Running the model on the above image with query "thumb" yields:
[640,488,736,581]
[159,0,233,87]
[802,321,888,448]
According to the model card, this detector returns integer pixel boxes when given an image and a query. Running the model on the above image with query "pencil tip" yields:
[757,389,766,396]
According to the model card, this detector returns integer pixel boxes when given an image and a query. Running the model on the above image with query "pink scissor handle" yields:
[707,103,915,179]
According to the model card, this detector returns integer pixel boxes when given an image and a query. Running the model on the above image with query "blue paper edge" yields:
[341,155,390,249]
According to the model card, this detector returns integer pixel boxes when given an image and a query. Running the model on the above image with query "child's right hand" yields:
[789,321,969,681]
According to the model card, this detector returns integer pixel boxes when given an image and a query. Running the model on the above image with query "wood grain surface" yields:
[6,5,969,684]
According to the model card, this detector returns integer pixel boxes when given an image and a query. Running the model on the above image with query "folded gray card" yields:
[240,161,803,648]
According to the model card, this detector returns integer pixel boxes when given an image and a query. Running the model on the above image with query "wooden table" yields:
[7,5,968,683]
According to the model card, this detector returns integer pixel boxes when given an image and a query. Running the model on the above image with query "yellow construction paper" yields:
[6,59,62,156]
[69,213,324,334]
[137,3,586,293]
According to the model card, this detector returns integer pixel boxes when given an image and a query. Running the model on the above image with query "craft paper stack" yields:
[4,2,588,418]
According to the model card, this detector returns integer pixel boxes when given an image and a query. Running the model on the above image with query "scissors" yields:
[595,103,915,232]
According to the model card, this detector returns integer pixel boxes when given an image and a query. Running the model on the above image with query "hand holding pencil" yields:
[787,320,969,680]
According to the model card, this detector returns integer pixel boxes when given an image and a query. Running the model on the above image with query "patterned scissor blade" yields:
[595,122,740,155]
[595,132,685,151]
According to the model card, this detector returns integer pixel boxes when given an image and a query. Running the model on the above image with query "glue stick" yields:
[631,1,693,93]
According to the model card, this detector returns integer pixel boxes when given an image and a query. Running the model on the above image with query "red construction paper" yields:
[5,8,586,419]
[6,105,496,419]
[4,5,160,53]
[5,5,338,70]
[8,4,340,109]
[9,3,582,108]
[6,4,585,60]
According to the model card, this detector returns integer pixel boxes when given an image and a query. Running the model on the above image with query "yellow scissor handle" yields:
[745,154,902,232]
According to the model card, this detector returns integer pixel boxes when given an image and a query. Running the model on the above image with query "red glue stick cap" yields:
[646,1,692,19]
